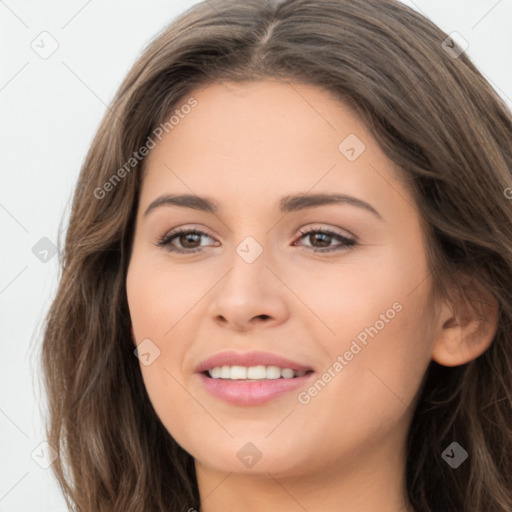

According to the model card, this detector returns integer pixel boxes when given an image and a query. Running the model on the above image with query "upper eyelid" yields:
[162,224,354,239]
[297,225,354,238]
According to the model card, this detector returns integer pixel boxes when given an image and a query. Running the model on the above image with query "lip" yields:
[195,350,315,406]
[198,372,315,406]
[195,350,314,373]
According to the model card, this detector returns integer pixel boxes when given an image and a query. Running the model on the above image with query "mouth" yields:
[203,365,313,381]
[197,363,315,406]
[195,351,316,406]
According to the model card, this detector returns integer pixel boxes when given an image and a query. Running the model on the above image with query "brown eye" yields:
[294,228,357,253]
[155,227,357,254]
[307,232,332,248]
[178,232,202,248]
[156,228,216,253]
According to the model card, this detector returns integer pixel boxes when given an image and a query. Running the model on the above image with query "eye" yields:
[155,227,219,253]
[155,226,357,254]
[293,227,357,253]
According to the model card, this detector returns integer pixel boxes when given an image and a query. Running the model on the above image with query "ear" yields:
[431,275,499,366]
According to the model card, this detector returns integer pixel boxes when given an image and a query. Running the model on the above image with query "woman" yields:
[41,0,512,511]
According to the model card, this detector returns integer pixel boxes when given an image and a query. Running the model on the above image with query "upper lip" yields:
[196,350,314,373]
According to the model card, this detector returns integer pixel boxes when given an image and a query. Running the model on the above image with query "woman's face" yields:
[126,79,439,479]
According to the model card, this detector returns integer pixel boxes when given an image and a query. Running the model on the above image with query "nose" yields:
[207,248,289,332]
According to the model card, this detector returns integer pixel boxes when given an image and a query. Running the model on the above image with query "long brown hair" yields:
[41,0,512,510]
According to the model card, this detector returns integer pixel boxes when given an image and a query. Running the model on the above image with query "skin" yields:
[126,79,498,512]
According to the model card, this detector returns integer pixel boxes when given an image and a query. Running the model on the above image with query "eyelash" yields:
[155,226,357,254]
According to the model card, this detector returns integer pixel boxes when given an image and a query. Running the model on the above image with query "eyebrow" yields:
[144,193,383,220]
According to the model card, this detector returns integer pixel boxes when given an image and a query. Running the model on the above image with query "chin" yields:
[188,437,311,478]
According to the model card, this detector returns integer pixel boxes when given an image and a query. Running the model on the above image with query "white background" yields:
[1,1,511,510]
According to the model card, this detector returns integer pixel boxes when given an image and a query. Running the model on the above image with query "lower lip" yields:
[198,372,315,406]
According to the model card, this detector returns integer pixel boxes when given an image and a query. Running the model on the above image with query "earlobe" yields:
[431,280,499,367]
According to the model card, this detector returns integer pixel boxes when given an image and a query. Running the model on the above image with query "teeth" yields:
[207,365,308,380]
[280,368,295,379]
[247,365,266,379]
[230,365,247,379]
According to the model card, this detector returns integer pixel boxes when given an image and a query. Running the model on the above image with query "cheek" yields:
[286,250,414,343]
[291,290,434,462]
[126,258,205,425]
[293,243,434,395]
[126,257,204,339]
[337,288,433,416]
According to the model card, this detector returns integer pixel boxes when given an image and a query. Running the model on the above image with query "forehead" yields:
[153,79,367,158]
[139,79,415,221]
